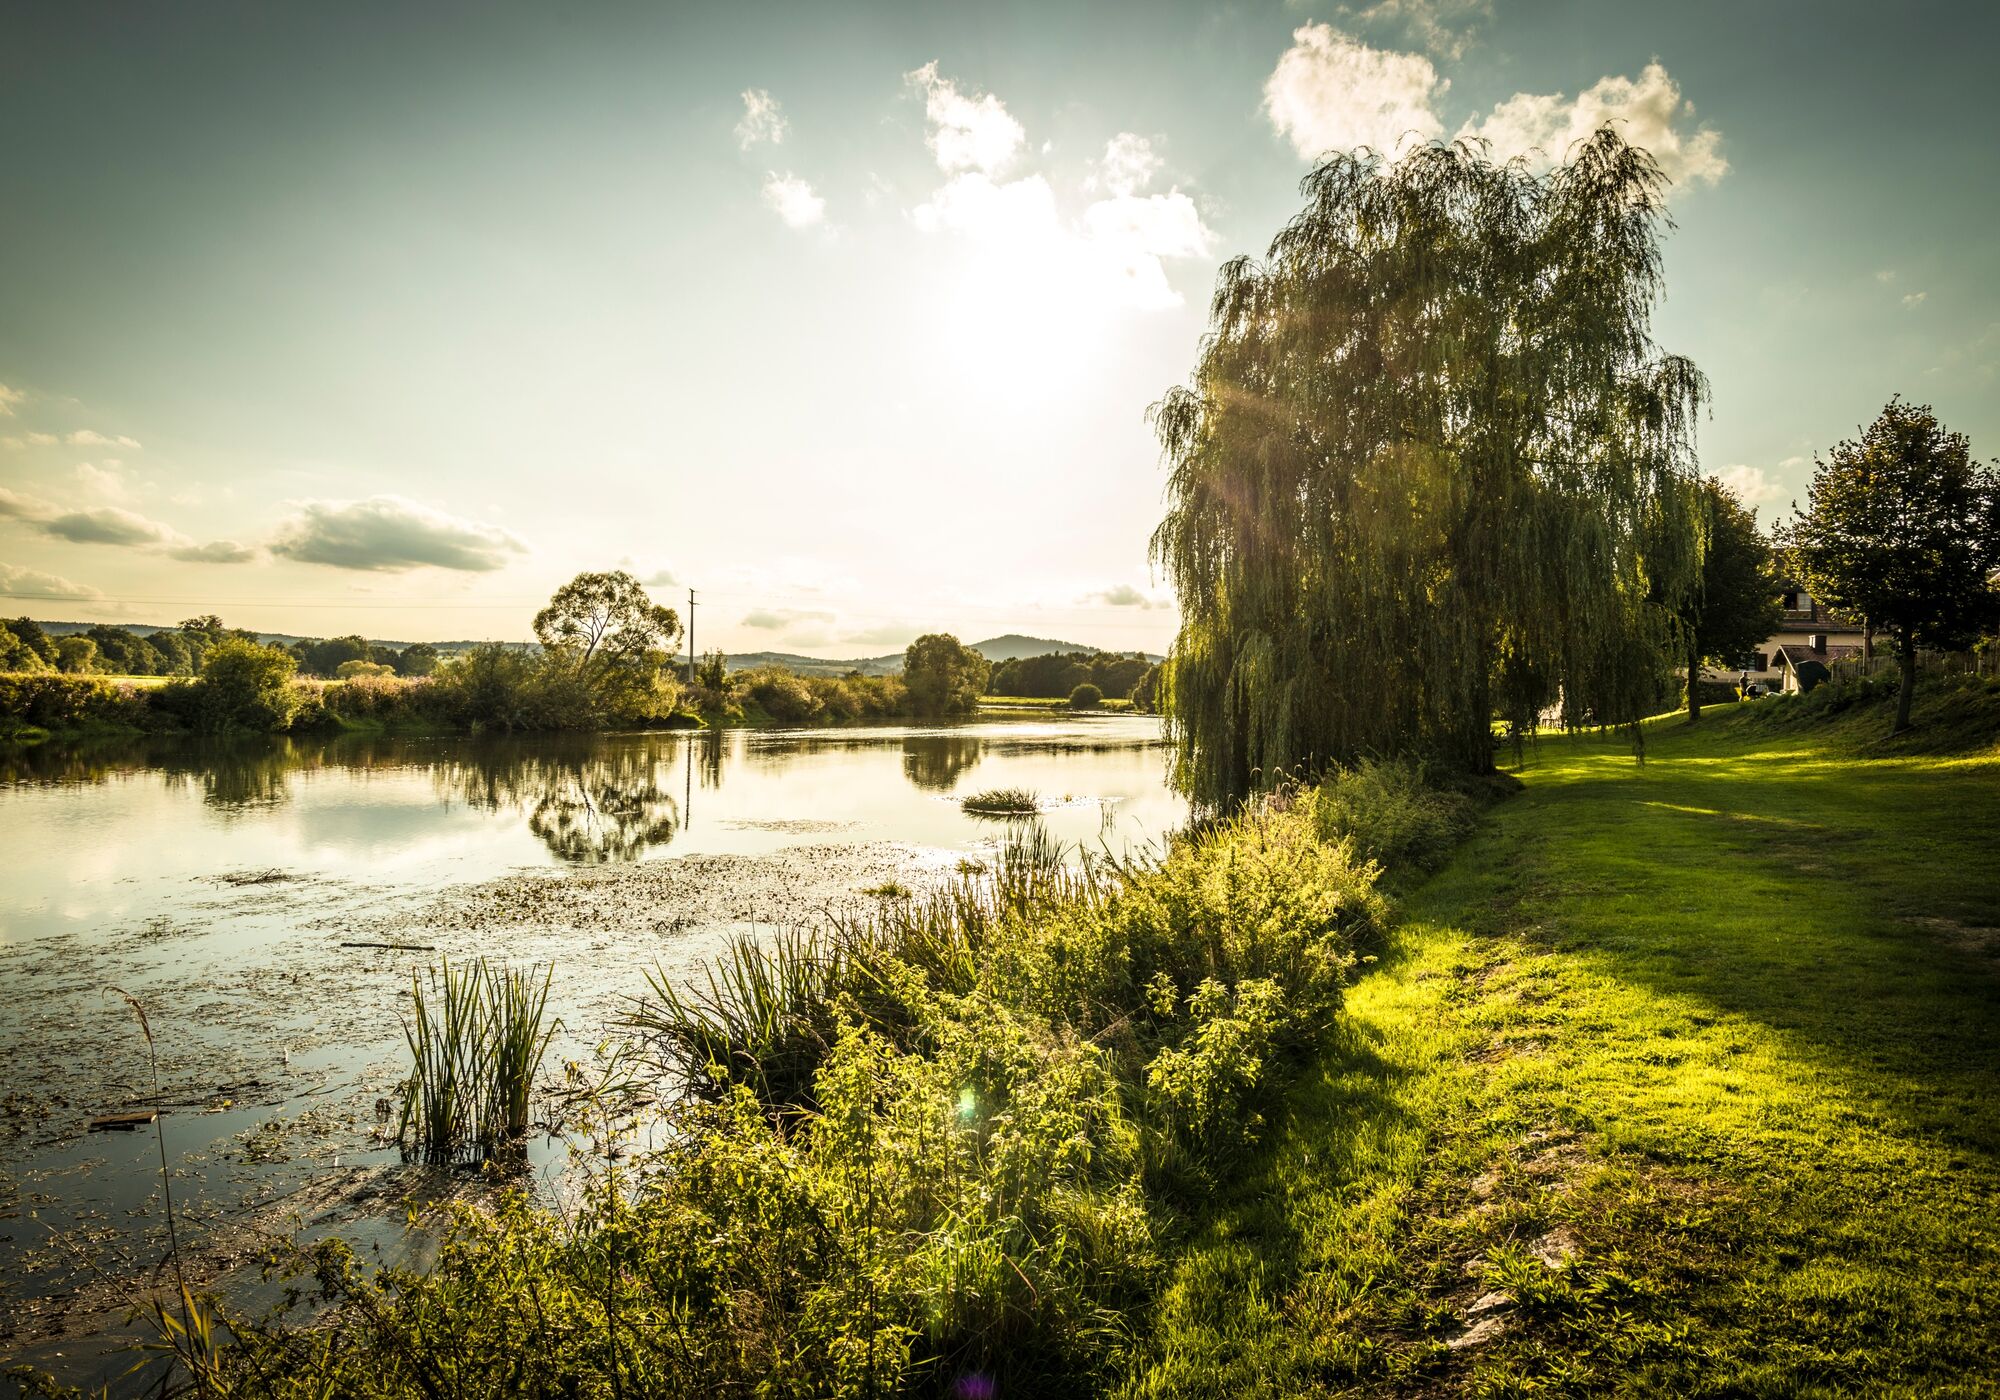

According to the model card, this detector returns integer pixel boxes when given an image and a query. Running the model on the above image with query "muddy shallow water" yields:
[0,715,1178,1392]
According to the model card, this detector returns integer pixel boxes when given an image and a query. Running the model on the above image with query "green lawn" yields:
[1125,687,2000,1397]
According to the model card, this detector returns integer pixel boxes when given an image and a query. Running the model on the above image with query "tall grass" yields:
[398,958,557,1163]
[959,786,1041,815]
[627,930,844,1115]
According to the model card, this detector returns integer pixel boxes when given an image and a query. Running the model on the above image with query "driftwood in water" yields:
[89,1109,160,1132]
[340,941,437,951]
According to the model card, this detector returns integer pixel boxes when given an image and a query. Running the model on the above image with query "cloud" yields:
[762,172,827,229]
[0,384,21,417]
[741,607,836,630]
[736,88,788,148]
[1264,24,1445,158]
[169,539,258,564]
[43,504,182,548]
[908,71,1215,311]
[1458,62,1726,189]
[270,495,527,572]
[1714,464,1785,509]
[1,431,59,449]
[1087,583,1166,609]
[1343,0,1490,62]
[67,429,142,449]
[0,486,52,521]
[1903,291,1928,306]
[841,624,918,650]
[1095,133,1164,196]
[73,461,133,502]
[0,562,102,601]
[906,62,1026,175]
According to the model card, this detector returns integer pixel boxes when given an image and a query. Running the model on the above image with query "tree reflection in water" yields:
[439,739,681,863]
[901,733,983,791]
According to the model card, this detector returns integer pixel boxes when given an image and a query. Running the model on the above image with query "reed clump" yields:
[398,957,558,1163]
[959,786,1042,816]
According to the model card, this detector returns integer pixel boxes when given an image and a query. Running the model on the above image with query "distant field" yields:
[980,695,1136,712]
[0,671,171,687]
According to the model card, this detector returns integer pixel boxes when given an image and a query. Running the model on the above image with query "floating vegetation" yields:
[959,786,1041,816]
[398,958,558,1164]
[859,880,911,899]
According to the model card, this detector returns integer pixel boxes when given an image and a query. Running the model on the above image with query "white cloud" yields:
[1087,583,1165,609]
[270,495,528,572]
[0,562,102,601]
[1714,464,1785,509]
[1095,133,1163,196]
[906,62,1026,175]
[170,539,257,564]
[907,71,1214,311]
[67,429,142,449]
[741,607,836,631]
[1458,62,1726,190]
[1344,0,1490,62]
[762,172,827,229]
[1264,24,1445,158]
[1903,291,1928,307]
[73,461,133,502]
[1,431,60,450]
[0,486,53,521]
[736,88,788,148]
[0,384,22,417]
[43,504,182,548]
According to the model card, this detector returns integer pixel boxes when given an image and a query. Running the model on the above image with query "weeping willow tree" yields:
[1151,129,1705,803]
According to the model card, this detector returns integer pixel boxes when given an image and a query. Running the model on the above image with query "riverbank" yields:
[1125,678,2000,1394]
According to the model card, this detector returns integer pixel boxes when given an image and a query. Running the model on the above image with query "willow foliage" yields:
[1152,129,1705,802]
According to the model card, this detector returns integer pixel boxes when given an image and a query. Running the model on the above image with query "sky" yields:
[2,0,1996,654]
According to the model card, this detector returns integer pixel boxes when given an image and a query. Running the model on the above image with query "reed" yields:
[398,958,558,1163]
[959,786,1041,816]
[628,929,843,1113]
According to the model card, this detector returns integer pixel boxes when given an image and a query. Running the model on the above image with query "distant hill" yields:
[18,620,1157,671]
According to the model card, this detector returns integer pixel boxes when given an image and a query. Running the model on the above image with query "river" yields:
[0,713,1179,1392]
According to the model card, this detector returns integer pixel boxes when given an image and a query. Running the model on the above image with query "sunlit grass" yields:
[1123,682,2000,1395]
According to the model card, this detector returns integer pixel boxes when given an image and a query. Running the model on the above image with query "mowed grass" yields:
[1124,686,2000,1397]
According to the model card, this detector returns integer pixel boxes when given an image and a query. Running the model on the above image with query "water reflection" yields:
[0,717,1173,868]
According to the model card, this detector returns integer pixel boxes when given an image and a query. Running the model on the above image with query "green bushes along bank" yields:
[101,765,1481,1398]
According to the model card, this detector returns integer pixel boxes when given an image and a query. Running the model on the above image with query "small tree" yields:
[55,636,101,674]
[1683,479,1783,722]
[1068,682,1103,710]
[903,634,990,717]
[1780,397,2000,733]
[396,643,441,678]
[335,659,396,679]
[534,571,681,722]
[189,638,300,731]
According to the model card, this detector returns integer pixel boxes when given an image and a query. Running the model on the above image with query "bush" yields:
[1313,757,1479,873]
[200,789,1411,1396]
[334,659,395,680]
[1690,679,1742,707]
[151,638,301,733]
[0,673,153,735]
[1069,682,1104,710]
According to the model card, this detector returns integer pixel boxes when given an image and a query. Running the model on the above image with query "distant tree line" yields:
[0,615,445,680]
[985,650,1155,703]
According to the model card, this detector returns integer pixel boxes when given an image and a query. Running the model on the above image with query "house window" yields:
[1752,651,1767,672]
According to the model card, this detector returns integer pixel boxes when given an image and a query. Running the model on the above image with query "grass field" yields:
[1125,684,2000,1396]
[979,694,1137,712]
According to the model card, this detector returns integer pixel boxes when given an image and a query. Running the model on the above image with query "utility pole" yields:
[686,588,697,682]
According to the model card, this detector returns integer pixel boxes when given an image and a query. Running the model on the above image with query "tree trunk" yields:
[1895,639,1917,734]
[1686,641,1702,724]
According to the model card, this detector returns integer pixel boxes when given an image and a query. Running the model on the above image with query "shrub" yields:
[1069,682,1104,710]
[1313,757,1479,873]
[334,659,395,679]
[0,673,154,735]
[151,638,301,733]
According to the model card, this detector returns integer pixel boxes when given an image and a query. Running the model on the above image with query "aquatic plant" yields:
[627,929,845,1114]
[398,958,557,1163]
[959,786,1041,816]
